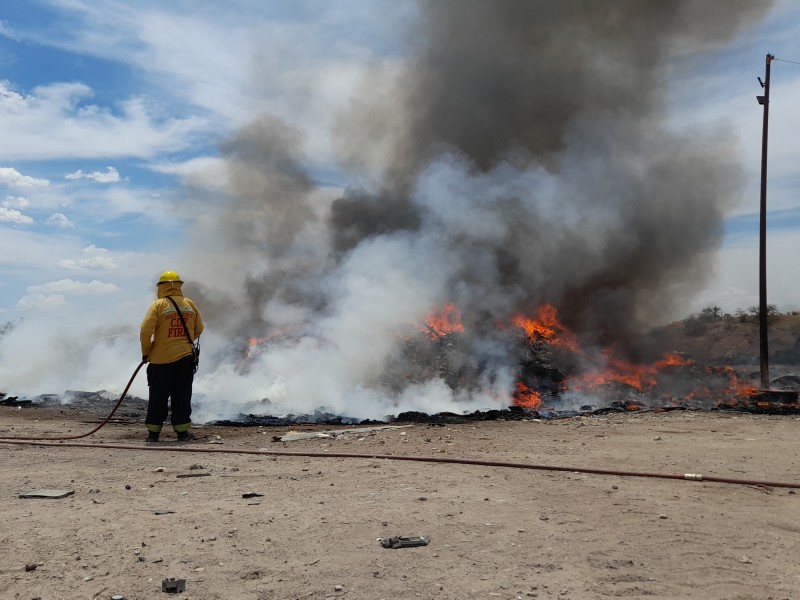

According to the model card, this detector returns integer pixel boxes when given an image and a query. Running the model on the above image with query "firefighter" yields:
[140,270,204,442]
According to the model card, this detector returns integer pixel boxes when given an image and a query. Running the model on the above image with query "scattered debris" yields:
[188,464,204,470]
[176,473,210,478]
[242,492,264,498]
[208,411,366,427]
[19,489,75,499]
[0,394,30,406]
[161,577,186,593]
[154,467,166,473]
[273,424,413,442]
[25,563,37,571]
[380,535,431,549]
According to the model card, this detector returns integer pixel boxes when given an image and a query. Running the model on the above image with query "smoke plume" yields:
[163,2,779,419]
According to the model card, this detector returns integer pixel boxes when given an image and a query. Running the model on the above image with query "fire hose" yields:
[0,360,147,441]
[1,361,799,490]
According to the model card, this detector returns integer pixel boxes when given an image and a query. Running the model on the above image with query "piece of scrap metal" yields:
[161,577,186,593]
[273,424,413,442]
[0,397,31,406]
[175,473,210,478]
[19,489,75,499]
[380,535,431,549]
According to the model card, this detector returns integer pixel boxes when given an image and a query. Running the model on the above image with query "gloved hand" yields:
[142,355,149,363]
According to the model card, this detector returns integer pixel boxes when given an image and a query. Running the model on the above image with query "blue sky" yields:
[0,1,414,316]
[661,2,800,315]
[0,1,799,414]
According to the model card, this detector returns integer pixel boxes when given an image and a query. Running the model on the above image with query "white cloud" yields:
[16,293,66,310]
[0,227,166,314]
[65,166,121,182]
[58,244,118,270]
[0,167,49,188]
[46,213,75,228]
[0,229,82,270]
[91,186,166,218]
[58,255,116,270]
[0,206,33,224]
[0,20,21,41]
[26,279,119,295]
[2,3,411,167]
[2,195,29,209]
[152,156,228,191]
[0,81,209,160]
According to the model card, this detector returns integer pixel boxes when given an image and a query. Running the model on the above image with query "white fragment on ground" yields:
[273,425,413,442]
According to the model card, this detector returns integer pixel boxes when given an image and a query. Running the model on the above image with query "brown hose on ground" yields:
[0,360,146,441]
[0,438,798,489]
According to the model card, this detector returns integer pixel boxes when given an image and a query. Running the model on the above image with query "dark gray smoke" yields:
[190,1,775,418]
[331,0,772,347]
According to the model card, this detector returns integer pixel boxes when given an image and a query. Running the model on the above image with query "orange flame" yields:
[578,355,657,391]
[656,352,694,368]
[421,302,756,408]
[720,366,759,398]
[513,382,542,409]
[425,303,465,339]
[576,351,695,392]
[512,304,580,352]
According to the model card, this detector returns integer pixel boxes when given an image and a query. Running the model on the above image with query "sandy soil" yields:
[2,404,800,600]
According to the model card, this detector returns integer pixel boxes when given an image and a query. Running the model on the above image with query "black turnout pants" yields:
[145,355,195,431]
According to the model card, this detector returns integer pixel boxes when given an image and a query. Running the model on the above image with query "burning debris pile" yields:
[409,302,796,416]
[240,302,800,422]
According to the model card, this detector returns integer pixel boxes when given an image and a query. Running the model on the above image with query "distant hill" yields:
[652,312,800,366]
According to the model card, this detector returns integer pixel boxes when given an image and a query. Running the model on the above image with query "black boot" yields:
[176,431,193,442]
[146,431,160,443]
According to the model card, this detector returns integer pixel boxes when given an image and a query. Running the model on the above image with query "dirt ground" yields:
[1,405,800,600]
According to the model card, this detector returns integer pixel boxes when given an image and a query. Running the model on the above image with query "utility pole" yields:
[756,53,774,390]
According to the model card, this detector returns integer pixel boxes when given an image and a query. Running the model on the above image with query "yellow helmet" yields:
[157,270,183,284]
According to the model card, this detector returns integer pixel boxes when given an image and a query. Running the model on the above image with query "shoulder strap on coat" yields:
[165,296,195,346]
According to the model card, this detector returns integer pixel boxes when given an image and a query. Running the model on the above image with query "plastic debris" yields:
[19,489,75,499]
[161,578,186,593]
[380,535,431,549]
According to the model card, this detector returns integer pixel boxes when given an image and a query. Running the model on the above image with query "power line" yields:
[774,57,800,66]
